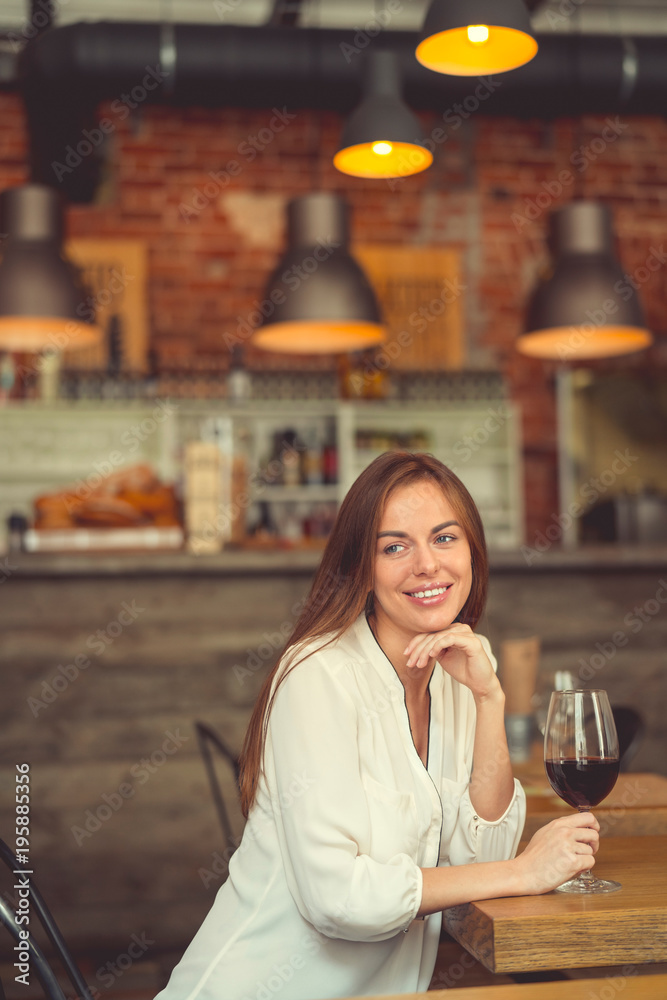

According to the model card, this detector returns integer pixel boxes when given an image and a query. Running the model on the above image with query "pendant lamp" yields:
[252,193,387,354]
[416,0,538,77]
[0,184,102,352]
[518,201,653,361]
[334,50,433,180]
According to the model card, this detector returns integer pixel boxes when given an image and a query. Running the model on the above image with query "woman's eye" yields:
[383,543,404,554]
[435,533,455,544]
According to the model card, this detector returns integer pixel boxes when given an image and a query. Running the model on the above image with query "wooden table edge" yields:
[340,972,667,1000]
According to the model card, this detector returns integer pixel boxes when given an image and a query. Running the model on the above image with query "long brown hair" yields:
[239,451,488,816]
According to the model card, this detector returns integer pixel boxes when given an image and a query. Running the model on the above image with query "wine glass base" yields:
[555,877,622,894]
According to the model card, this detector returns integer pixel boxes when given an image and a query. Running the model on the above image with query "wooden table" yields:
[444,836,667,974]
[517,766,667,839]
[344,975,667,1000]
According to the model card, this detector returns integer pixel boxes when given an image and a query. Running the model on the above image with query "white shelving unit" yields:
[337,401,523,550]
[0,398,524,551]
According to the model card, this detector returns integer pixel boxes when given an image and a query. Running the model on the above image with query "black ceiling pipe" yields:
[16,22,667,203]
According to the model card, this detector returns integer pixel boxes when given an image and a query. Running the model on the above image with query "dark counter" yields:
[5,543,667,578]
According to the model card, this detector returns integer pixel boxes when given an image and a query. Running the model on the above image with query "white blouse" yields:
[156,614,526,1000]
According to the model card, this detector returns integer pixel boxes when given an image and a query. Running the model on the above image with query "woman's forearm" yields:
[468,689,516,821]
[417,857,522,916]
[417,811,602,917]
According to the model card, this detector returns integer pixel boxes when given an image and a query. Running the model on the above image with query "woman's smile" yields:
[403,582,453,606]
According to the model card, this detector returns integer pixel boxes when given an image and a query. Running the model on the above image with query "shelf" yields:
[352,448,512,463]
[256,485,339,503]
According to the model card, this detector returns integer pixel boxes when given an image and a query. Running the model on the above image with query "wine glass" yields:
[544,689,621,894]
[533,669,577,736]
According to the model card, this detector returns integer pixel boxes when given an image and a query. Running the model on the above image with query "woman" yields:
[156,452,598,1000]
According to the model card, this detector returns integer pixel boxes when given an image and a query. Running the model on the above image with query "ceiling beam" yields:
[17,21,665,202]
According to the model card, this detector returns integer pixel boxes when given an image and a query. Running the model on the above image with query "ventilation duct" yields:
[16,23,664,201]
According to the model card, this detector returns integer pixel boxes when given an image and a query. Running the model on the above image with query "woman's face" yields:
[372,479,473,641]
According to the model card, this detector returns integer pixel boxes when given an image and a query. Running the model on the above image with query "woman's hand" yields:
[403,623,501,701]
[513,813,600,895]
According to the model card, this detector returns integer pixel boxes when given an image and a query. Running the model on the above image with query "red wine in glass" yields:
[544,690,621,893]
[544,757,619,811]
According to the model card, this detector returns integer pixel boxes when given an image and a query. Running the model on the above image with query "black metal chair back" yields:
[194,721,243,866]
[612,705,645,771]
[0,838,94,1000]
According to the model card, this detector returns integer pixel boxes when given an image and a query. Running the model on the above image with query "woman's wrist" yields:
[504,855,530,896]
[472,679,505,708]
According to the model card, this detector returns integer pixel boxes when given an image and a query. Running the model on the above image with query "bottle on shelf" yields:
[301,428,324,486]
[278,503,303,544]
[280,429,302,487]
[250,501,278,542]
[322,431,338,485]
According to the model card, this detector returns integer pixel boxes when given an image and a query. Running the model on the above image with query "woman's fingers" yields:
[574,811,600,833]
[404,623,469,653]
[573,835,596,856]
[404,625,476,668]
[404,632,448,667]
[560,812,601,851]
[575,826,600,850]
[406,636,454,668]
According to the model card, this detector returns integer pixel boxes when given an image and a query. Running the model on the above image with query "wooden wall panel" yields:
[65,240,149,371]
[354,244,465,370]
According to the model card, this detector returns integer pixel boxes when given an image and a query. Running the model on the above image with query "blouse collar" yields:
[351,612,444,699]
[351,613,405,693]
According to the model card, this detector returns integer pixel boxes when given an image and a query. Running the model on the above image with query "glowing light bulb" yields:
[467,24,490,45]
[372,141,393,156]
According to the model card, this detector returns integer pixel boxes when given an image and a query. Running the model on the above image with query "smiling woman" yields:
[155,453,601,1000]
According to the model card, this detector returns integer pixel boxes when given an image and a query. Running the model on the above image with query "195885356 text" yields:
[14,763,31,986]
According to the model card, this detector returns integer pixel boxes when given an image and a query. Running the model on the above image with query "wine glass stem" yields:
[577,805,595,883]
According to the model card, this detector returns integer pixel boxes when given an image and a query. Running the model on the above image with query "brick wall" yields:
[2,93,667,540]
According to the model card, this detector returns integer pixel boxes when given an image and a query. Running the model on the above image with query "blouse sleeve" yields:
[263,653,423,943]
[452,780,526,865]
[446,634,527,867]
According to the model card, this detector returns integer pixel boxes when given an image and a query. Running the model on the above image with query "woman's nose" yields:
[413,545,438,575]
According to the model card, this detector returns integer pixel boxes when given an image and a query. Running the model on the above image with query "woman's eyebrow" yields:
[377,520,460,539]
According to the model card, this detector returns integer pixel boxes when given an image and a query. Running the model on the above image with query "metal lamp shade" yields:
[518,202,652,361]
[416,0,538,76]
[334,51,432,179]
[0,185,102,353]
[253,194,387,354]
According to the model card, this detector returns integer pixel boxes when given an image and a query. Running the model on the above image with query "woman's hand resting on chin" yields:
[403,623,502,702]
